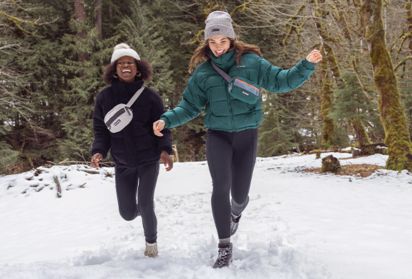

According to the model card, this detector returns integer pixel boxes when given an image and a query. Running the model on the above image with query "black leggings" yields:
[115,163,159,243]
[206,129,258,239]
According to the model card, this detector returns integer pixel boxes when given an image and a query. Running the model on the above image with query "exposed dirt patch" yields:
[305,164,382,177]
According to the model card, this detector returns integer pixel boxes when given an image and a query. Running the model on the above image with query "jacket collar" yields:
[209,49,236,71]
[112,79,144,95]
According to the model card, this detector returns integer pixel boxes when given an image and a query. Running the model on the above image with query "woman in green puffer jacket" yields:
[153,11,322,268]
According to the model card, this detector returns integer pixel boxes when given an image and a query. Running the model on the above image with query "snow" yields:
[1,153,411,279]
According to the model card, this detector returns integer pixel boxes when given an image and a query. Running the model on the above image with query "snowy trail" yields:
[0,190,328,279]
[1,153,412,279]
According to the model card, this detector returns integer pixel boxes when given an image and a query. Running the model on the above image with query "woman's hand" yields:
[90,153,103,169]
[153,120,165,137]
[306,49,323,64]
[160,150,174,171]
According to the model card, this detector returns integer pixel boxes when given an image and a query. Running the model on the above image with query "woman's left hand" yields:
[160,150,173,171]
[306,49,323,64]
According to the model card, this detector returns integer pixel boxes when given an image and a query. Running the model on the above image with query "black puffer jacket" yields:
[91,79,172,167]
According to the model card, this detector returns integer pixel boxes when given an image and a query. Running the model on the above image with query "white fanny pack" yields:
[104,86,145,133]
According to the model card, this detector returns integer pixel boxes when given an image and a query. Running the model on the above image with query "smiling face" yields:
[116,56,138,83]
[207,35,231,57]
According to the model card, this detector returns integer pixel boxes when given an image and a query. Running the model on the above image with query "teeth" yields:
[122,69,131,73]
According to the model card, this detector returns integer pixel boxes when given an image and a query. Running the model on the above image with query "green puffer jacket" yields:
[161,50,315,132]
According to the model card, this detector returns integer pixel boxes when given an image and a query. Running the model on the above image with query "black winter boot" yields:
[213,243,233,268]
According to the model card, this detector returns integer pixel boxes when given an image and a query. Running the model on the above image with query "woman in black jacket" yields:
[90,43,173,257]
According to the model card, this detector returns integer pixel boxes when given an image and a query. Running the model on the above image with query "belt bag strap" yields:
[127,86,145,108]
[211,62,232,83]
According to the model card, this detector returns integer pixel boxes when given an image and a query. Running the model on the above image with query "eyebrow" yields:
[209,38,229,43]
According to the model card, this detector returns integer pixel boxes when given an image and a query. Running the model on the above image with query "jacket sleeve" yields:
[258,57,316,93]
[91,94,111,158]
[151,91,173,155]
[160,74,207,129]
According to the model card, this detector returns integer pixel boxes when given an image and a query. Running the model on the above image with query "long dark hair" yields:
[103,59,153,84]
[188,39,262,73]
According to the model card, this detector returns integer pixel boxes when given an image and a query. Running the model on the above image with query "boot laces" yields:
[215,246,231,265]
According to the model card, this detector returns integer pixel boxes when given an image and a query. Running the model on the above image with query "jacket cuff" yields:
[160,145,173,155]
[160,116,170,128]
[302,59,316,70]
[91,149,107,159]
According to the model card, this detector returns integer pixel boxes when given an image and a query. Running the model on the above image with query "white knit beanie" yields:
[110,43,141,63]
[204,11,236,40]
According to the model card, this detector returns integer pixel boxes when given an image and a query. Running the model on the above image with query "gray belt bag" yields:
[104,86,145,133]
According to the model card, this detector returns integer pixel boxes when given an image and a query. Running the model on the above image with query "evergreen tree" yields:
[116,1,174,102]
[136,0,210,161]
[0,0,68,172]
[331,72,382,147]
[58,27,107,161]
[1,0,409,173]
[258,100,295,156]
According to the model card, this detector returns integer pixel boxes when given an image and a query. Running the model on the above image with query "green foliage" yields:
[0,142,19,174]
[258,89,320,156]
[1,0,411,173]
[331,72,383,146]
[0,0,67,170]
[332,73,368,121]
[258,106,295,156]
[116,1,175,100]
[58,26,107,161]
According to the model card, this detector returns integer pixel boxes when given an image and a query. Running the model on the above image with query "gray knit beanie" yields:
[204,11,236,40]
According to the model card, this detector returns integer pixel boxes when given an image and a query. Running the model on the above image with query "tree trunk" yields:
[312,0,337,147]
[74,0,86,61]
[351,118,371,146]
[95,0,102,39]
[361,0,412,171]
[319,59,335,147]
[74,0,86,22]
[408,0,412,53]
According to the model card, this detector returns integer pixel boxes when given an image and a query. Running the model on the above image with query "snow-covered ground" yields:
[0,153,411,279]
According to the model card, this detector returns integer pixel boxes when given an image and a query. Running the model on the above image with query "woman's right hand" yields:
[153,120,165,137]
[90,153,103,169]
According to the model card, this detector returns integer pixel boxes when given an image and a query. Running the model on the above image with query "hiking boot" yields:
[230,214,241,236]
[144,242,158,257]
[213,243,233,268]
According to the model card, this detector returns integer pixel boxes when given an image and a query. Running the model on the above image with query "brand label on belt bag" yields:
[211,62,261,104]
[104,86,145,133]
[229,78,260,104]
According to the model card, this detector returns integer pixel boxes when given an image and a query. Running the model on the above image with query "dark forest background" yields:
[1,0,411,174]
